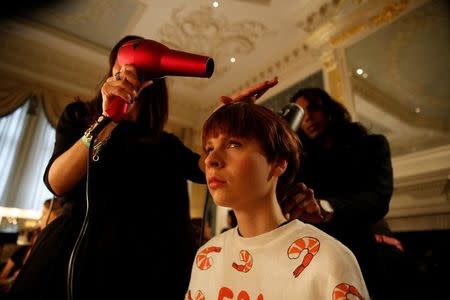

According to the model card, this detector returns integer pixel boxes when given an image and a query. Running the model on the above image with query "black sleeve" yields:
[327,134,393,225]
[165,133,205,184]
[43,102,86,195]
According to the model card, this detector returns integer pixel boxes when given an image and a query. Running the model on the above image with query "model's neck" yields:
[235,197,287,238]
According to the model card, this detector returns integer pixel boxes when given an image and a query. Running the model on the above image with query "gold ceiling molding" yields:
[158,5,271,88]
[231,45,312,95]
[296,0,347,33]
[387,1,447,110]
[370,0,410,26]
[320,49,339,72]
[330,0,410,46]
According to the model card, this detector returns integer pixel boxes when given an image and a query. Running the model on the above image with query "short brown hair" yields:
[202,102,301,199]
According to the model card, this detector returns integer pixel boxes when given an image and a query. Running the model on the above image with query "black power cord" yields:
[67,116,111,300]
[44,196,55,228]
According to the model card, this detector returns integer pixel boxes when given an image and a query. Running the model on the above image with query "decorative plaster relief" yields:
[296,0,348,34]
[230,45,313,96]
[158,5,270,88]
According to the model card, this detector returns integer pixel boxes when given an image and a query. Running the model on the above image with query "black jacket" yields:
[296,123,393,291]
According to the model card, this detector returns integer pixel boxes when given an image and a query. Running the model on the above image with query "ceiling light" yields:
[213,1,219,8]
[362,73,368,78]
[356,68,363,75]
[230,57,236,63]
[415,107,421,113]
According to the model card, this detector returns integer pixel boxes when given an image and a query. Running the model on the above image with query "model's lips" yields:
[207,176,226,189]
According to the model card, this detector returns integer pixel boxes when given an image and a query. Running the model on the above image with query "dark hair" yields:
[290,87,352,125]
[202,102,301,200]
[290,87,367,139]
[84,35,168,140]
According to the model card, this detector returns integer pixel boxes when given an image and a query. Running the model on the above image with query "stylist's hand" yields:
[221,77,278,104]
[280,182,324,224]
[101,64,153,114]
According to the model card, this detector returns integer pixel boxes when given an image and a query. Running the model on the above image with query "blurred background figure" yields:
[191,218,213,249]
[291,87,393,299]
[39,198,63,230]
[0,227,40,294]
[0,197,62,295]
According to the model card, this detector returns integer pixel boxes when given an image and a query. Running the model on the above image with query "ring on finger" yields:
[114,72,121,81]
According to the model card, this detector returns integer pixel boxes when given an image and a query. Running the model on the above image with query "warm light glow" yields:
[415,107,421,113]
[230,57,236,63]
[0,206,42,220]
[213,1,219,8]
[362,73,368,78]
[356,68,364,75]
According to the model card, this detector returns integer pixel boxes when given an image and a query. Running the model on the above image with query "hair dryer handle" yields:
[104,97,129,123]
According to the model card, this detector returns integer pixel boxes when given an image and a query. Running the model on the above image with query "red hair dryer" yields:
[105,39,214,122]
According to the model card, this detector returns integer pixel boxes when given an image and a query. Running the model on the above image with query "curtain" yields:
[0,75,75,128]
[0,98,55,210]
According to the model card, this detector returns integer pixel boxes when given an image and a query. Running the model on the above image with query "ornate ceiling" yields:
[0,0,448,157]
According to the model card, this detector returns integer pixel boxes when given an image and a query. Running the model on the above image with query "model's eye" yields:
[227,140,242,149]
[204,145,213,154]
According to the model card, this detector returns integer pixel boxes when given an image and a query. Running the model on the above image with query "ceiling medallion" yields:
[158,5,270,88]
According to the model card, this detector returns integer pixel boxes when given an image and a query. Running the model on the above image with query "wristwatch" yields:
[319,199,334,222]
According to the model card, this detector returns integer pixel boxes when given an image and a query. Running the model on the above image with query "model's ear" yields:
[272,159,287,177]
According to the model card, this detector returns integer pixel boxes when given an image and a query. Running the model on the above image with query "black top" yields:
[10,102,205,300]
[296,123,393,293]
[5,246,29,277]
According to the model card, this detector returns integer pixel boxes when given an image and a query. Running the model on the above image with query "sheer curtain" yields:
[0,98,55,211]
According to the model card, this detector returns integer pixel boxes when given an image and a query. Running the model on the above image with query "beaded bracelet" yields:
[81,114,110,148]
[81,134,91,148]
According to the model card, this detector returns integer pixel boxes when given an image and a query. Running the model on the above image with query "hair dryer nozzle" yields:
[118,39,214,79]
[109,39,214,122]
[278,103,304,132]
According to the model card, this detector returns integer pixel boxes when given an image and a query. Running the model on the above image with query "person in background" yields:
[0,197,63,295]
[220,209,237,233]
[187,102,369,299]
[290,87,393,299]
[7,35,311,300]
[0,228,39,295]
[191,218,213,248]
[39,198,64,230]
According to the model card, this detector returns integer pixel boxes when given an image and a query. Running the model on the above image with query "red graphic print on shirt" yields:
[218,287,263,300]
[332,283,365,300]
[188,289,205,300]
[287,236,320,278]
[232,250,253,273]
[196,246,222,270]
